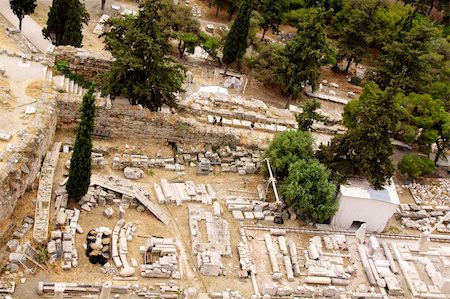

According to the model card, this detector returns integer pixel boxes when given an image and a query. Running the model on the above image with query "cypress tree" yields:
[66,86,96,200]
[222,0,253,73]
[9,0,37,31]
[42,0,89,47]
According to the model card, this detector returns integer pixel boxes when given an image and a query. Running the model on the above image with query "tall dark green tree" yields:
[42,0,89,47]
[9,0,36,31]
[332,0,381,73]
[275,9,330,107]
[296,99,328,131]
[100,0,185,111]
[222,0,253,73]
[66,86,96,200]
[318,82,399,189]
[258,0,288,40]
[374,18,440,92]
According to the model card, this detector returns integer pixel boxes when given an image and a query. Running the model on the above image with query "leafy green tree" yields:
[199,32,223,66]
[258,0,288,40]
[66,86,96,200]
[100,0,185,111]
[282,159,337,222]
[332,0,381,73]
[396,92,450,163]
[398,154,435,179]
[160,2,201,58]
[247,42,283,85]
[318,82,398,189]
[42,0,89,47]
[222,0,253,72]
[296,99,328,131]
[275,9,330,106]
[9,0,36,31]
[374,18,440,92]
[262,130,314,179]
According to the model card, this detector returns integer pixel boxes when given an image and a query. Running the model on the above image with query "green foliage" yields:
[222,0,253,68]
[318,82,398,189]
[55,60,92,89]
[100,0,185,111]
[281,159,337,222]
[349,76,362,86]
[262,131,314,179]
[398,154,435,179]
[36,246,49,263]
[374,18,440,92]
[199,32,223,65]
[332,0,381,73]
[258,0,289,40]
[66,86,96,200]
[9,0,36,30]
[296,99,328,131]
[42,0,89,47]
[396,92,450,163]
[159,1,201,58]
[247,42,283,85]
[275,9,329,99]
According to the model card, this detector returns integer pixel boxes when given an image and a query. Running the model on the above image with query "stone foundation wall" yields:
[56,94,240,147]
[53,46,111,84]
[0,93,57,220]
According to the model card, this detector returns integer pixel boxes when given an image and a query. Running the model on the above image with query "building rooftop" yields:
[340,178,400,205]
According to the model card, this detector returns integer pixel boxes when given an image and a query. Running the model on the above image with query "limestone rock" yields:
[124,167,144,180]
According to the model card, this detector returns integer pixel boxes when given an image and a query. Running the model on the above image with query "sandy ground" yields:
[0,15,20,51]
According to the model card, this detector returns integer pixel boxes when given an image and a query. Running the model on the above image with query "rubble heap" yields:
[398,203,450,233]
[407,179,450,205]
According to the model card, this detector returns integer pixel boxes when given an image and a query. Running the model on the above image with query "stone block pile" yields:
[227,198,283,222]
[210,289,244,299]
[132,281,183,298]
[398,203,450,232]
[47,208,81,270]
[406,179,450,205]
[154,179,217,205]
[140,236,180,279]
[12,216,34,239]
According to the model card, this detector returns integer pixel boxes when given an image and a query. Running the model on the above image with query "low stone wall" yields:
[56,94,240,147]
[53,46,111,84]
[0,92,57,221]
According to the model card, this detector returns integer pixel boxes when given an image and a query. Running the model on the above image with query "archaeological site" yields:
[0,0,449,298]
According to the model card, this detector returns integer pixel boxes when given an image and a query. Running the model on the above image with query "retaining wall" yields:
[0,92,57,221]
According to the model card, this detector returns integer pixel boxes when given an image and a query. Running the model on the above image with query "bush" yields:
[350,76,362,86]
[398,154,435,179]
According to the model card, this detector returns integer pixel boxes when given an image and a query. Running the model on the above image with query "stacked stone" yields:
[140,237,180,279]
[133,281,183,298]
[398,203,450,232]
[92,152,107,169]
[406,180,450,205]
[154,179,216,205]
[12,216,34,239]
[210,290,244,299]
[197,251,223,276]
[47,208,81,270]
[227,198,280,221]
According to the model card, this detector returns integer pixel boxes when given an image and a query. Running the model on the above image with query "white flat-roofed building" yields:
[331,178,400,233]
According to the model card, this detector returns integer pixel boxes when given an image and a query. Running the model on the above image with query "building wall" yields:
[0,93,57,221]
[331,196,398,233]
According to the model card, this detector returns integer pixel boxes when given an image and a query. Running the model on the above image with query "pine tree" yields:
[66,86,96,200]
[100,0,185,111]
[222,0,253,73]
[9,0,36,31]
[42,0,89,47]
